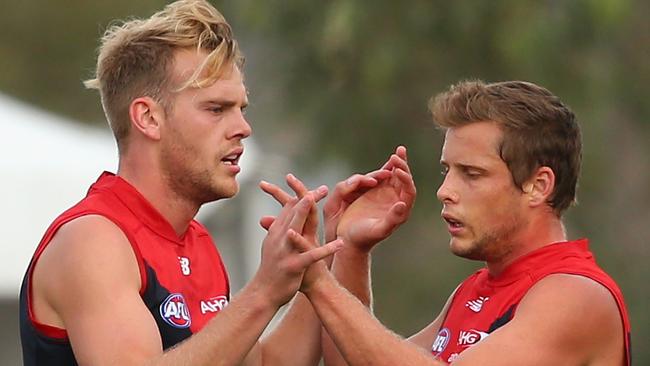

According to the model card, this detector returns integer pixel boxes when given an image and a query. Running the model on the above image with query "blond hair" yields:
[430,80,582,215]
[84,0,244,152]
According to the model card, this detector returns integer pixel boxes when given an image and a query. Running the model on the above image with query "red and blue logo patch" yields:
[160,293,191,329]
[432,327,451,356]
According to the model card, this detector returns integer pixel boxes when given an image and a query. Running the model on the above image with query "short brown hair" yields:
[429,80,582,215]
[84,0,244,152]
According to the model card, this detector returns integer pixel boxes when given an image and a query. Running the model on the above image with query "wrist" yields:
[338,237,375,256]
[246,272,287,310]
[301,263,333,299]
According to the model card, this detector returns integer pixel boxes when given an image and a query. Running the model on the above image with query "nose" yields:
[436,173,459,204]
[229,111,252,140]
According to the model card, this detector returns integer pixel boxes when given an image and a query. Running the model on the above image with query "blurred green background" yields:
[1,0,648,363]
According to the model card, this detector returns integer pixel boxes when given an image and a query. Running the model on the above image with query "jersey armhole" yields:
[26,211,148,339]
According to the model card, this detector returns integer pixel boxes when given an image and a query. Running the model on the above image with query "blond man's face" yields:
[159,49,251,204]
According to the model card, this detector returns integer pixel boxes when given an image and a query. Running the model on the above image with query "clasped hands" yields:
[256,146,416,303]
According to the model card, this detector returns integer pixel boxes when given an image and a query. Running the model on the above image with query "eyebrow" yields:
[202,99,248,108]
[440,160,488,172]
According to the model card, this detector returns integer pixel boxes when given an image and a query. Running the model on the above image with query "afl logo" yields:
[160,293,191,328]
[431,328,451,356]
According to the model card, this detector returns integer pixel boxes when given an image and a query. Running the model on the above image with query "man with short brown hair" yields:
[297,80,631,365]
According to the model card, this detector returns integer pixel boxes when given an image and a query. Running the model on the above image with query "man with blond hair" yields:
[19,1,356,365]
[291,81,632,365]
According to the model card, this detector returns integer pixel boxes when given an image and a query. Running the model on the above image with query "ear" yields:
[523,166,555,208]
[128,97,165,141]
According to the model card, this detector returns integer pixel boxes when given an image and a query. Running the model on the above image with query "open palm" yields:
[332,147,416,252]
[337,171,414,250]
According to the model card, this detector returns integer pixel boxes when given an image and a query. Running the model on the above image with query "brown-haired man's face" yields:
[158,49,251,204]
[437,121,529,263]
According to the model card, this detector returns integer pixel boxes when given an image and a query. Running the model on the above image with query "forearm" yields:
[331,247,372,306]
[307,272,443,366]
[323,248,372,366]
[256,293,321,366]
[147,281,278,366]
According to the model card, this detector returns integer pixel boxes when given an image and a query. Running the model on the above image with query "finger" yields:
[273,197,299,228]
[326,175,365,208]
[259,216,275,231]
[375,201,409,234]
[323,172,383,216]
[381,146,411,173]
[298,238,344,265]
[287,229,318,251]
[260,180,293,206]
[286,175,328,239]
[366,169,392,181]
[380,146,405,170]
[304,187,327,239]
[288,194,314,233]
[288,231,344,262]
[338,174,378,197]
[311,185,329,203]
[395,145,408,161]
[286,174,309,198]
[388,154,411,174]
[395,168,417,199]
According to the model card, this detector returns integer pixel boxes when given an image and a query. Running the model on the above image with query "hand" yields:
[254,192,342,307]
[259,174,326,246]
[332,146,416,252]
[259,174,338,292]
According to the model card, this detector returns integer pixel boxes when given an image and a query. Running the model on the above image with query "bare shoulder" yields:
[31,216,163,363]
[518,274,624,364]
[520,273,622,334]
[453,274,624,365]
[33,214,142,320]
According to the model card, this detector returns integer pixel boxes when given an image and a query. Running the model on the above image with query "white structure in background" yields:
[0,92,279,299]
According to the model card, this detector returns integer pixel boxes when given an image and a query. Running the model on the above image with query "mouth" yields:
[442,212,465,233]
[221,148,243,167]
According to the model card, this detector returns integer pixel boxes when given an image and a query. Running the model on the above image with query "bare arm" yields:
[256,148,416,366]
[452,274,625,366]
[321,146,416,366]
[302,267,445,366]
[33,193,341,366]
[300,265,624,366]
[249,182,330,366]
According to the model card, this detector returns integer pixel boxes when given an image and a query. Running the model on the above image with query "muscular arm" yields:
[33,193,341,366]
[245,294,322,366]
[452,274,625,366]
[304,268,445,366]
[322,146,416,366]
[302,268,625,366]
[255,149,415,366]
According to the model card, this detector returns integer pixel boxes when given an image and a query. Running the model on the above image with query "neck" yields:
[486,213,567,276]
[117,157,199,237]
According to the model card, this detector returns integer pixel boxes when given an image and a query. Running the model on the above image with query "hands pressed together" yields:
[254,146,416,307]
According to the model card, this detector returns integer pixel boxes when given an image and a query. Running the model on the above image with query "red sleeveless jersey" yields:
[20,172,230,365]
[430,239,631,365]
